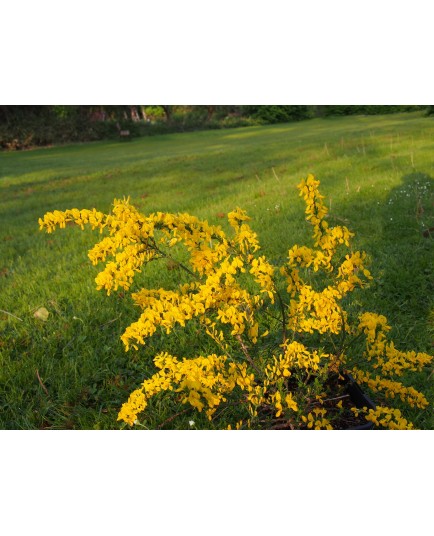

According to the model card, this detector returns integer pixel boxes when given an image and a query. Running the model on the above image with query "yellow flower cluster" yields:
[351,369,429,409]
[336,251,372,294]
[351,406,414,430]
[358,312,431,375]
[298,174,354,252]
[121,262,263,351]
[39,174,432,429]
[117,352,248,425]
[358,312,391,347]
[377,343,433,377]
[298,175,329,244]
[287,285,347,335]
[350,311,431,415]
[280,341,328,372]
[302,408,333,430]
[283,174,372,338]
[39,199,155,294]
[270,391,299,418]
[228,208,260,254]
[249,255,276,302]
[38,207,106,233]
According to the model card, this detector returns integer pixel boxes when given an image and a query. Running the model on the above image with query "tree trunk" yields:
[207,105,215,121]
[162,105,173,123]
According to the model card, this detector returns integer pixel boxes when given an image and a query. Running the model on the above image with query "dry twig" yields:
[36,369,49,397]
[0,309,23,322]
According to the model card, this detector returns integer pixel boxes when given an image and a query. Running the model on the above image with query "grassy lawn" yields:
[1,112,433,429]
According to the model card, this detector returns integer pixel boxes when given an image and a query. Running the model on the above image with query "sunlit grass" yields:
[1,112,433,429]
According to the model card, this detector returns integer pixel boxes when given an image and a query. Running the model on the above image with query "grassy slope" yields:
[1,112,433,429]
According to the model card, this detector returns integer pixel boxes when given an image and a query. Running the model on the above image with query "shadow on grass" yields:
[366,172,434,345]
[359,172,434,428]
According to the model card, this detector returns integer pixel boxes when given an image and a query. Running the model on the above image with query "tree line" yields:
[0,105,428,150]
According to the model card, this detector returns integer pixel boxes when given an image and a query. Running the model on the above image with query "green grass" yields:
[1,112,433,429]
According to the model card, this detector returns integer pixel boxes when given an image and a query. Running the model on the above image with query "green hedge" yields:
[0,105,429,150]
[318,105,424,117]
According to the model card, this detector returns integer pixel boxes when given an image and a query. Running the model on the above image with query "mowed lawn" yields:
[1,112,433,429]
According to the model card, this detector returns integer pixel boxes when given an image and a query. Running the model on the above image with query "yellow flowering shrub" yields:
[38,174,433,429]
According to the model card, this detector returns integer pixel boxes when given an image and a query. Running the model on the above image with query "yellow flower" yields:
[40,175,433,430]
[285,393,298,412]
